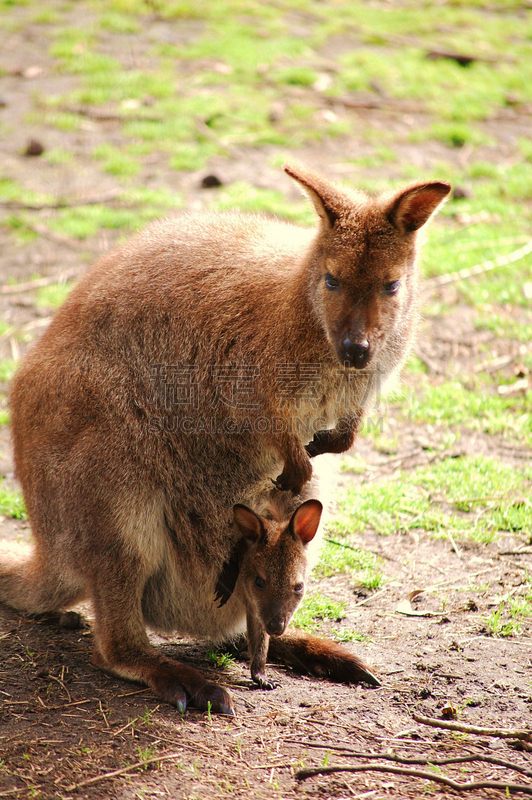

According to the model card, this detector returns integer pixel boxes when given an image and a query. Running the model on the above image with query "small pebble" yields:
[25,139,45,156]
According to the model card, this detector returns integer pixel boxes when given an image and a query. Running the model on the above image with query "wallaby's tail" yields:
[267,629,381,687]
[0,541,85,614]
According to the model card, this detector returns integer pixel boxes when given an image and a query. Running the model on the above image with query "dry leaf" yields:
[396,589,435,617]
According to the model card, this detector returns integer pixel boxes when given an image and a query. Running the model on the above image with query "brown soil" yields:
[1,9,532,800]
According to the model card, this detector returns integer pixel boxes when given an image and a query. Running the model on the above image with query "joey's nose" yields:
[266,617,286,636]
[343,337,370,369]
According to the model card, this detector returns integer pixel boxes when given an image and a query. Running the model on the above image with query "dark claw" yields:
[163,686,187,712]
[305,439,321,458]
[273,473,304,495]
[253,674,279,691]
[362,668,381,687]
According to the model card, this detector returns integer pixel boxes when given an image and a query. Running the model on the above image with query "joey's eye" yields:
[383,280,400,295]
[294,582,304,594]
[255,577,265,590]
[324,272,340,290]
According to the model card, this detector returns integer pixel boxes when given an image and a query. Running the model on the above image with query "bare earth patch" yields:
[1,4,532,798]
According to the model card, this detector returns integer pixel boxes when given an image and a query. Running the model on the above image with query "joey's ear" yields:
[284,162,344,230]
[386,182,451,234]
[290,499,323,546]
[233,504,264,543]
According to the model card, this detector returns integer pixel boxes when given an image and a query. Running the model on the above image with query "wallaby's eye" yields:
[324,272,340,290]
[255,577,265,590]
[383,280,400,295]
[294,582,304,594]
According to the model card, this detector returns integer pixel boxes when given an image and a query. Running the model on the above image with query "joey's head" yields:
[284,162,451,370]
[233,499,322,637]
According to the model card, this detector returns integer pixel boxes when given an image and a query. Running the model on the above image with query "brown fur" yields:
[223,492,380,691]
[3,163,449,713]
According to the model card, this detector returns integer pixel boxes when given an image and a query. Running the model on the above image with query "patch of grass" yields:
[30,6,60,24]
[293,591,346,634]
[416,122,493,149]
[48,201,177,240]
[206,649,235,670]
[212,182,314,225]
[405,379,532,445]
[137,744,159,771]
[331,629,370,643]
[475,312,532,345]
[271,66,318,87]
[98,11,140,33]
[485,588,532,637]
[3,215,38,245]
[317,537,384,591]
[0,481,26,520]
[423,196,532,311]
[331,455,532,544]
[338,454,366,475]
[92,143,141,178]
[0,359,18,382]
[35,281,74,309]
[42,147,73,165]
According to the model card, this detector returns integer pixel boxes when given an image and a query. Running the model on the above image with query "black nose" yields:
[343,337,370,368]
[266,617,286,636]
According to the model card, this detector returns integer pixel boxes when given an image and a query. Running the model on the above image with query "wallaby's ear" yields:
[386,181,451,234]
[284,162,345,230]
[233,504,264,543]
[290,499,323,546]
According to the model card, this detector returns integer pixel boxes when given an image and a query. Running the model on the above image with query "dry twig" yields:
[413,712,532,741]
[296,762,532,794]
[427,239,532,288]
[287,739,532,777]
[65,750,184,791]
[1,269,79,295]
[0,190,121,210]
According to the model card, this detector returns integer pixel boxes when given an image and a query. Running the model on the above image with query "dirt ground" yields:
[1,9,532,800]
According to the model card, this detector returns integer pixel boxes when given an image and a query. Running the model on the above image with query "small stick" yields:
[413,712,532,741]
[1,269,79,295]
[296,763,532,794]
[446,529,462,559]
[0,189,122,210]
[58,104,163,123]
[352,587,387,608]
[427,239,532,288]
[65,750,184,791]
[286,740,532,777]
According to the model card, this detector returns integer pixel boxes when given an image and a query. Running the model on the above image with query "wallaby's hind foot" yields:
[268,630,381,688]
[93,645,235,715]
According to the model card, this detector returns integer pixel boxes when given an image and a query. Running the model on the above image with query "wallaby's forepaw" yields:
[193,682,235,716]
[305,419,359,457]
[305,438,322,458]
[252,672,279,691]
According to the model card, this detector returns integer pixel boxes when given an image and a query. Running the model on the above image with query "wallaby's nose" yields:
[266,616,287,636]
[343,337,370,369]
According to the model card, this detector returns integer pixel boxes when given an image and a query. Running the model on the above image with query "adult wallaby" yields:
[3,162,449,713]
